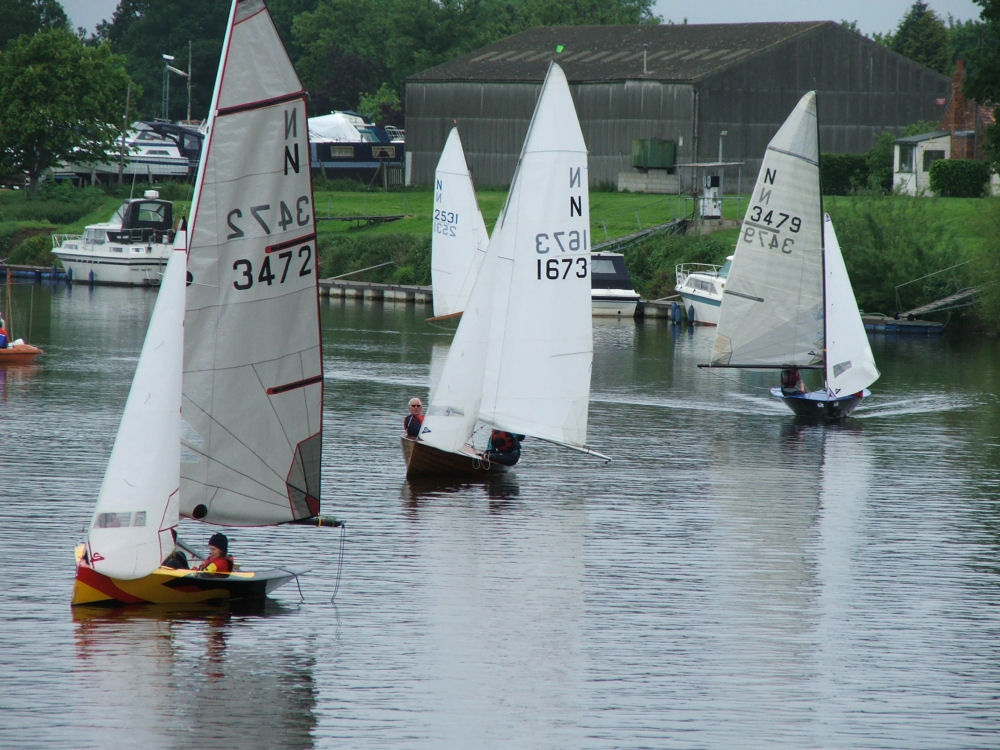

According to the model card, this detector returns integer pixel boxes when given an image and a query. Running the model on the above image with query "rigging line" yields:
[329,523,346,605]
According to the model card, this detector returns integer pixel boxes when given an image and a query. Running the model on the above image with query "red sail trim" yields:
[217,90,306,118]
[267,374,323,395]
[75,565,147,604]
[266,233,317,254]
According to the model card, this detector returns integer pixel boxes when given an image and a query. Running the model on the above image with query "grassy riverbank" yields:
[2,180,995,328]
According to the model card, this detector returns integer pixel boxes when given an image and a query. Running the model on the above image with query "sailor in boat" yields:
[194,532,234,573]
[482,430,524,467]
[403,398,424,438]
[780,367,807,396]
[0,317,6,348]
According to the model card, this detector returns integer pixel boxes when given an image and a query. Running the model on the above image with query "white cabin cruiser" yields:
[591,252,641,317]
[674,255,732,325]
[51,190,174,286]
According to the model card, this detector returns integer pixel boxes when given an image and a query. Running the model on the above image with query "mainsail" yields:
[711,91,824,368]
[420,61,592,453]
[180,0,323,526]
[430,127,489,318]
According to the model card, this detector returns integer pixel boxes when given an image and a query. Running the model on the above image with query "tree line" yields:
[1,0,999,191]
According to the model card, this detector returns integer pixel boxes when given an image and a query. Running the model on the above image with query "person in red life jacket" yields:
[196,532,233,573]
[483,429,524,466]
[780,367,807,396]
[403,398,424,438]
[0,317,7,349]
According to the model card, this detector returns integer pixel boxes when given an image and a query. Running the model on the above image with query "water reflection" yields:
[71,603,316,747]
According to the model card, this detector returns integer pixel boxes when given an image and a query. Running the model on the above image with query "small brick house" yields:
[893,60,997,196]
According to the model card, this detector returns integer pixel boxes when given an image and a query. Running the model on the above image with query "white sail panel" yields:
[431,127,489,318]
[478,62,593,447]
[823,216,880,395]
[420,245,499,453]
[181,1,322,526]
[87,246,187,579]
[712,91,824,367]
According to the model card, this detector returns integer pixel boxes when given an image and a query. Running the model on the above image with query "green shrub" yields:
[821,153,867,195]
[828,191,963,314]
[929,159,991,197]
[318,233,430,284]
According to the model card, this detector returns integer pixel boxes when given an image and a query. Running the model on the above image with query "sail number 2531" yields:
[535,229,588,280]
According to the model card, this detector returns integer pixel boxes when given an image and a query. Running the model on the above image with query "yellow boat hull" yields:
[72,545,295,606]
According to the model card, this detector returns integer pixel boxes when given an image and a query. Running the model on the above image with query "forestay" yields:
[711,91,824,368]
[85,245,186,580]
[430,127,489,318]
[823,215,880,395]
[181,0,323,526]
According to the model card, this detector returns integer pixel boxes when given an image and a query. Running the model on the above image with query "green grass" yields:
[3,182,997,327]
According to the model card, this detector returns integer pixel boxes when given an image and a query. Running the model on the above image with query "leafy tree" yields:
[0,0,68,48]
[964,0,1000,173]
[0,29,131,194]
[358,83,403,126]
[892,2,951,74]
[94,0,229,121]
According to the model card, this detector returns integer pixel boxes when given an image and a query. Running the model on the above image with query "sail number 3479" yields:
[535,230,588,280]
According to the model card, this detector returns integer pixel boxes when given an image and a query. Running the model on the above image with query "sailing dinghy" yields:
[702,91,879,420]
[0,264,43,363]
[402,61,608,479]
[429,126,489,321]
[73,0,337,607]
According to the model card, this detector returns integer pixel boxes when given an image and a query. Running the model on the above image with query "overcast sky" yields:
[61,0,983,39]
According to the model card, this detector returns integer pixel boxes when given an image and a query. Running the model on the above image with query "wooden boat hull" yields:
[0,343,42,363]
[770,387,870,420]
[72,546,295,606]
[401,436,508,479]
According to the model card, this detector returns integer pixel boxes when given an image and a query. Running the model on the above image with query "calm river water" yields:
[2,281,999,749]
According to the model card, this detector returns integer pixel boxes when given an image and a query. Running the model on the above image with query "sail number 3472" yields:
[535,229,588,280]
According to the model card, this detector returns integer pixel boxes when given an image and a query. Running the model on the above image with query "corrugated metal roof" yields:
[409,22,829,84]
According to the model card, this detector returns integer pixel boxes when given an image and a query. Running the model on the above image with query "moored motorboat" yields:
[674,256,731,325]
[51,190,174,286]
[591,251,640,317]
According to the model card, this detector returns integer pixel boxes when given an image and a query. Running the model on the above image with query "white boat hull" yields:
[51,246,169,286]
[676,289,721,325]
[591,289,640,317]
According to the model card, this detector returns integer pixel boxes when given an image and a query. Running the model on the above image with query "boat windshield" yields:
[719,256,733,278]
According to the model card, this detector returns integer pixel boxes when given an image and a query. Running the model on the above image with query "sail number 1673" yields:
[534,229,588,280]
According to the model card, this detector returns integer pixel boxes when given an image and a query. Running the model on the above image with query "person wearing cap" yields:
[196,532,233,573]
[403,398,424,438]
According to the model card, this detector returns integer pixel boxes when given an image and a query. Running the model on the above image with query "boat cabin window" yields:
[83,228,105,244]
[95,511,146,528]
[591,257,618,275]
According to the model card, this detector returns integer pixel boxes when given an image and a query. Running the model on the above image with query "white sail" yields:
[431,127,489,318]
[180,0,323,526]
[419,61,592,453]
[479,62,592,447]
[86,244,187,580]
[712,91,824,367]
[823,215,880,395]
